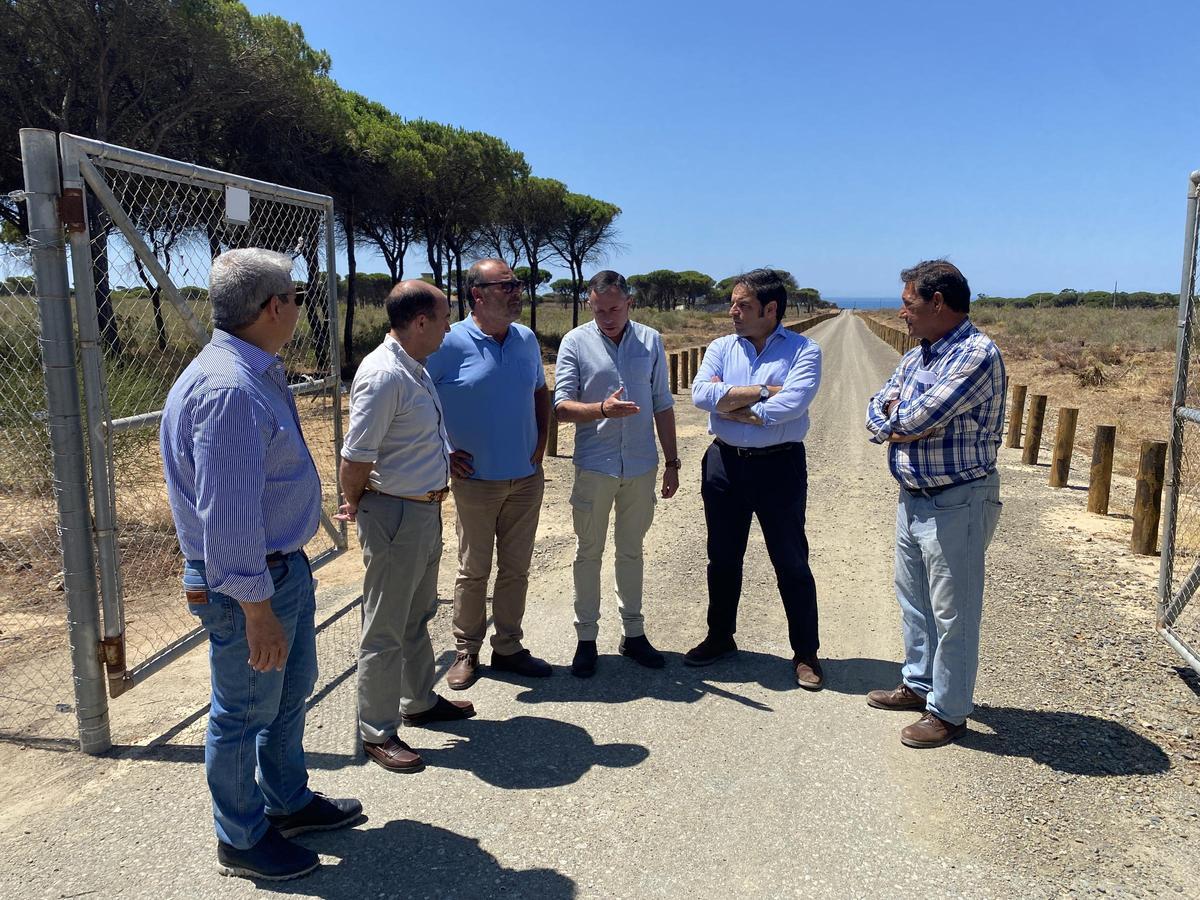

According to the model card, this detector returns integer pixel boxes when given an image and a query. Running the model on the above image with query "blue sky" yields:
[247,0,1200,298]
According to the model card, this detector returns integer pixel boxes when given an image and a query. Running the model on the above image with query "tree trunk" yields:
[571,258,582,327]
[342,205,357,374]
[90,223,123,358]
[151,289,166,350]
[528,250,539,335]
[303,239,330,371]
[455,255,466,320]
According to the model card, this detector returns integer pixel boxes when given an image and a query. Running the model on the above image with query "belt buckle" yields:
[427,486,450,503]
[736,446,753,458]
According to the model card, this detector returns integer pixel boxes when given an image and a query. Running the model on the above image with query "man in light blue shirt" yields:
[554,271,679,677]
[687,269,825,690]
[161,249,359,881]
[425,259,552,688]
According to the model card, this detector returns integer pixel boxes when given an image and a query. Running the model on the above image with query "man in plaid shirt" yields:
[864,260,1006,749]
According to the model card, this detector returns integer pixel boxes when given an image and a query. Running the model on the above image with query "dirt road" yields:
[1,312,1196,898]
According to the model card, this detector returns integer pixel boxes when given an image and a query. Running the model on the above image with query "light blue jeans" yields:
[184,552,317,849]
[895,472,1001,725]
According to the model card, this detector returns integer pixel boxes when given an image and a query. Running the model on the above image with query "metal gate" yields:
[8,129,347,751]
[1159,169,1200,675]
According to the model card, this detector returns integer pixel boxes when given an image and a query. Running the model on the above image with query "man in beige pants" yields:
[554,271,679,677]
[425,259,552,688]
[337,281,475,773]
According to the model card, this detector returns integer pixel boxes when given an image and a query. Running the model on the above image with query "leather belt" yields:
[366,486,451,504]
[901,475,984,498]
[185,551,300,605]
[714,438,801,458]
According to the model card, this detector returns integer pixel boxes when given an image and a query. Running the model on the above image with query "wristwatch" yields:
[758,385,770,402]
[664,458,682,470]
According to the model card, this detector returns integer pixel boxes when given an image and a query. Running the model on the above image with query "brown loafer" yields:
[794,655,824,691]
[867,683,927,711]
[446,652,479,691]
[401,695,476,728]
[362,736,425,772]
[900,712,967,749]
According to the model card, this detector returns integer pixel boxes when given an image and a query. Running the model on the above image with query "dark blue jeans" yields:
[700,441,820,658]
[184,552,317,848]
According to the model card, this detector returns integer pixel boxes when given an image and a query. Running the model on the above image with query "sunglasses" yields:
[261,286,307,309]
[477,280,523,295]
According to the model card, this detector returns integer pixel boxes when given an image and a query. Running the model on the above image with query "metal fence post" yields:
[323,199,347,551]
[20,128,111,753]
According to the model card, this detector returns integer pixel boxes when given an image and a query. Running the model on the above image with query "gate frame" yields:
[1158,168,1200,676]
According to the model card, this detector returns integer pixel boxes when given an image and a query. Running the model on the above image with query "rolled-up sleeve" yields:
[690,339,730,412]
[341,372,399,464]
[553,333,579,409]
[650,335,674,413]
[192,389,273,602]
[753,340,822,427]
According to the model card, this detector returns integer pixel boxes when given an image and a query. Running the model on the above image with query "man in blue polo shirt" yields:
[426,258,552,689]
[688,268,825,689]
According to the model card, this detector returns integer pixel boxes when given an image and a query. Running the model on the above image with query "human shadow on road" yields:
[270,818,575,899]
[495,650,796,712]
[818,657,903,696]
[962,706,1170,776]
[418,715,647,790]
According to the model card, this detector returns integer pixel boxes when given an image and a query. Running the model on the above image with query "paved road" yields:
[0,313,1091,897]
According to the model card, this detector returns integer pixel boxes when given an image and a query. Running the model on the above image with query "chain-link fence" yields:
[0,236,78,740]
[1,130,350,750]
[1159,170,1200,675]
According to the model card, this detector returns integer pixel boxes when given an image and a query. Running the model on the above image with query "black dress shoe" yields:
[266,793,363,838]
[619,634,665,669]
[217,828,319,881]
[491,648,553,677]
[572,640,598,678]
[401,694,476,727]
[683,635,738,667]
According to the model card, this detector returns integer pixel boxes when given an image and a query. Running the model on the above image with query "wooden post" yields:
[690,347,700,378]
[669,351,679,394]
[1021,395,1047,465]
[547,406,559,458]
[1048,407,1079,487]
[680,347,691,387]
[1005,384,1027,449]
[1087,425,1117,515]
[1131,440,1167,555]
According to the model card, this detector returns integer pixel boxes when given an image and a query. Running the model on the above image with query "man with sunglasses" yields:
[426,258,553,688]
[161,249,360,881]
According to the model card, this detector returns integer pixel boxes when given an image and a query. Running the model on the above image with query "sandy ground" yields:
[0,312,1196,898]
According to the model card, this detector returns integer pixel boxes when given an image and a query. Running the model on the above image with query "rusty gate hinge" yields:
[100,634,129,697]
[60,188,86,233]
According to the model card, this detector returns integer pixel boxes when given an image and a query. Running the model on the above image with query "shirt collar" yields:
[384,333,426,378]
[464,314,512,344]
[926,318,976,361]
[737,322,787,352]
[210,329,280,376]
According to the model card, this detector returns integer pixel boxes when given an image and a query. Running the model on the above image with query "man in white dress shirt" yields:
[337,281,476,773]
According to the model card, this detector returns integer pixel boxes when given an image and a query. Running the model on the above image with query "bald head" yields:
[385,279,445,331]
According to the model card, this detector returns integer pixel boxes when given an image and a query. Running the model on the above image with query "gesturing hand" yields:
[450,449,475,479]
[600,387,640,419]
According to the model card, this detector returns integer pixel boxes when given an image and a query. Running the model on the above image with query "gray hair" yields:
[209,248,295,332]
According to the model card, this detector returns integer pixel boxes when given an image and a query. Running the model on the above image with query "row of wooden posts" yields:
[547,311,840,458]
[859,313,1169,556]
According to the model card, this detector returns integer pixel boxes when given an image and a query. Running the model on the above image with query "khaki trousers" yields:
[355,492,441,742]
[570,467,658,641]
[451,469,544,654]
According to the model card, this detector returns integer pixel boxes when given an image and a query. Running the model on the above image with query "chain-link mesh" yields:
[1162,191,1200,669]
[0,239,76,739]
[79,154,344,680]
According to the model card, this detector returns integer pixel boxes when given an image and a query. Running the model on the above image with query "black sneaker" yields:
[217,827,319,881]
[683,635,738,667]
[572,640,598,678]
[266,792,363,838]
[619,634,666,669]
[491,648,553,677]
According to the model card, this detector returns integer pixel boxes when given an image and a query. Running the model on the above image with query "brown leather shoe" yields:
[900,712,967,749]
[446,652,479,691]
[401,695,476,728]
[362,736,425,772]
[793,655,824,690]
[867,683,927,711]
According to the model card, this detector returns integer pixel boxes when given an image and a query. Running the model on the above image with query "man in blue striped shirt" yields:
[162,249,359,880]
[864,260,1006,749]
